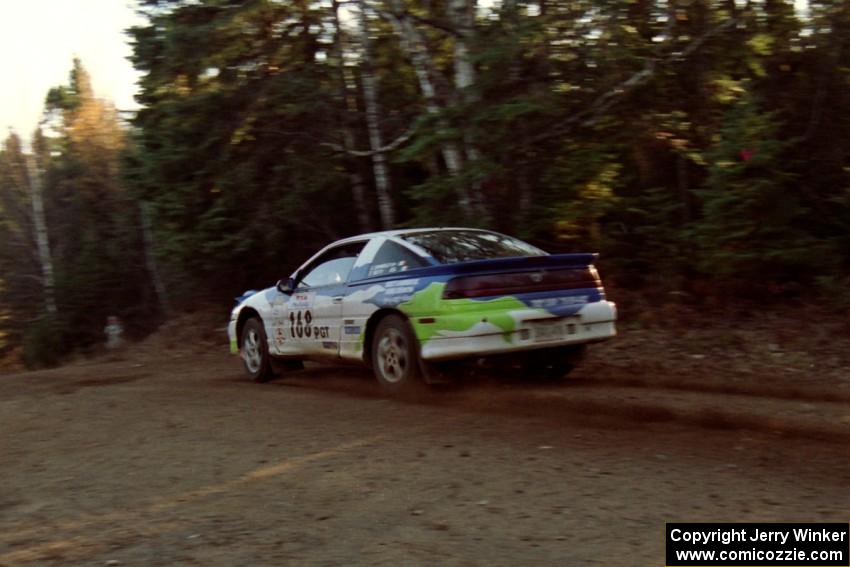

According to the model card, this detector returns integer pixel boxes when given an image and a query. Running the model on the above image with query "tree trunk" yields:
[140,201,170,316]
[332,0,373,232]
[25,156,57,316]
[449,0,489,221]
[358,0,395,228]
[450,0,476,96]
[384,0,473,215]
[677,154,692,224]
[342,127,373,232]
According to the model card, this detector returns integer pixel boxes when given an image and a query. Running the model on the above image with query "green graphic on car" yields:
[353,281,542,352]
[397,282,546,344]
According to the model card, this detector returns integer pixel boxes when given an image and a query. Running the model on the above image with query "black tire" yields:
[240,317,275,382]
[523,345,586,381]
[371,314,424,394]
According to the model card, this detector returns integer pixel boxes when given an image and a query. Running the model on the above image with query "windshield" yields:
[401,230,546,264]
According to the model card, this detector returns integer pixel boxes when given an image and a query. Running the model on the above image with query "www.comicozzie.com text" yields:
[670,527,848,546]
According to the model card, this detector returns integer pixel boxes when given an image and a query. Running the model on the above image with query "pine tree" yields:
[692,95,824,287]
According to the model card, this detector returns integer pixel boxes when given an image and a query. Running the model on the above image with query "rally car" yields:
[228,228,617,392]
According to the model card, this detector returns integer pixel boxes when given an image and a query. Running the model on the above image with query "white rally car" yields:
[228,228,617,393]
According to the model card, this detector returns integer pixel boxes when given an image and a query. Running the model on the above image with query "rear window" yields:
[367,241,428,278]
[401,230,546,264]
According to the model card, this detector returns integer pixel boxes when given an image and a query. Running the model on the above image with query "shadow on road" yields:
[215,362,850,445]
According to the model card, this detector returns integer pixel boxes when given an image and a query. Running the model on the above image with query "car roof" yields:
[331,227,489,246]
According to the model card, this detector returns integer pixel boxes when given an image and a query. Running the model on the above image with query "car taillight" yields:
[442,267,601,299]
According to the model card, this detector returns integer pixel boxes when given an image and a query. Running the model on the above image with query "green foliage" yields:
[125,0,368,292]
[119,0,849,299]
[1,59,156,366]
[692,96,829,285]
[4,0,850,366]
[609,185,691,287]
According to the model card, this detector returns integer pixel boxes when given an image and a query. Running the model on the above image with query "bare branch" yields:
[673,17,737,61]
[374,7,460,37]
[530,18,738,144]
[405,12,462,37]
[320,127,415,157]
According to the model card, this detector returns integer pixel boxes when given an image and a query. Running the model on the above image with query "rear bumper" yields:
[418,300,617,361]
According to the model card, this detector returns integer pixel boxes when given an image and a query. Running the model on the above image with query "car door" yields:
[341,238,430,360]
[284,242,366,358]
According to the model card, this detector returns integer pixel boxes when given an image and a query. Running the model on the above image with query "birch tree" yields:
[357,0,395,228]
[382,0,473,215]
[332,0,373,232]
[25,150,57,317]
[448,0,489,220]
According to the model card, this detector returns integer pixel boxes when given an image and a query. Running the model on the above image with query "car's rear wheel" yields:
[523,345,586,381]
[371,315,424,394]
[241,317,274,382]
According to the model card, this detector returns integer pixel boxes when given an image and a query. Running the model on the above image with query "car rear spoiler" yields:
[423,253,598,277]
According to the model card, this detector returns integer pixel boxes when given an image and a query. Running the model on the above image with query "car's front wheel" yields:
[371,315,424,394]
[241,317,274,382]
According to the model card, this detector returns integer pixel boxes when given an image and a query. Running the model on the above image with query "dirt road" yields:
[2,345,849,566]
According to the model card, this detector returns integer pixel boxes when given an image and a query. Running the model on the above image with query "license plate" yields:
[531,320,566,342]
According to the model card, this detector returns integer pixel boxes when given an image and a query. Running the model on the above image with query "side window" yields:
[366,241,427,278]
[298,243,364,288]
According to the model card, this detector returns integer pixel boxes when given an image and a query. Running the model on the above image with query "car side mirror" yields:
[276,276,296,295]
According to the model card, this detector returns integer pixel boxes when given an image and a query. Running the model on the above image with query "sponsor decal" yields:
[386,278,419,288]
[289,292,313,309]
[369,261,413,277]
[370,278,422,306]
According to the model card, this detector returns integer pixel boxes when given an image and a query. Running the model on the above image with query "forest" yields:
[1,0,848,367]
